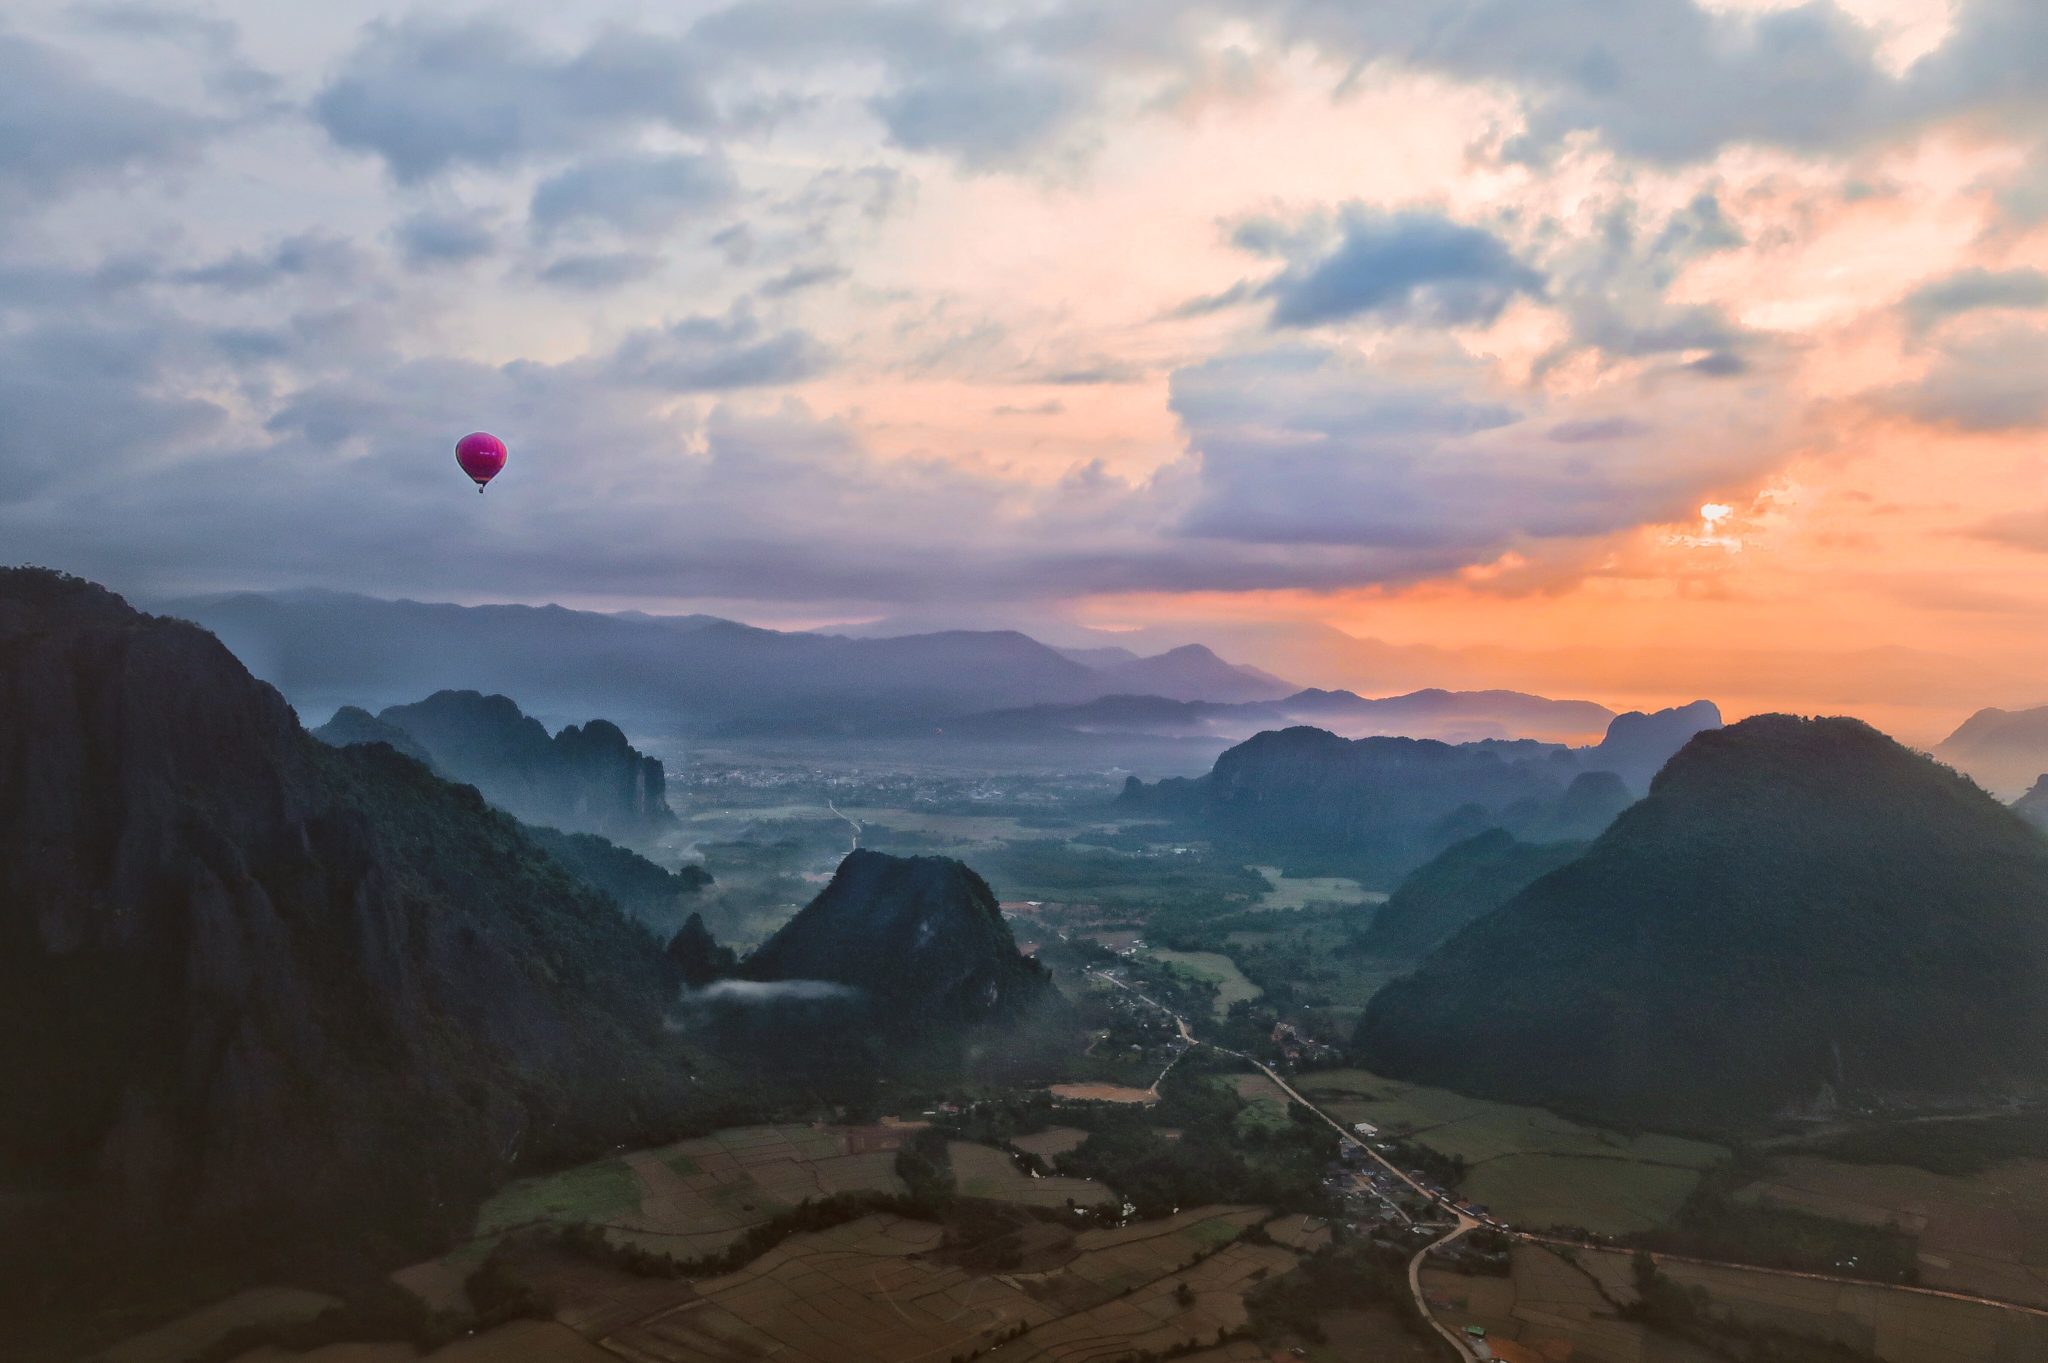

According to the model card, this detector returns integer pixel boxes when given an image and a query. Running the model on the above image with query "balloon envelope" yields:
[455,432,507,490]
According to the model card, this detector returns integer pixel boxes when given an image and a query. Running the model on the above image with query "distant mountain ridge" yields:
[952,686,1627,748]
[1357,715,2048,1128]
[1938,704,2048,797]
[162,589,1286,731]
[1115,702,1718,884]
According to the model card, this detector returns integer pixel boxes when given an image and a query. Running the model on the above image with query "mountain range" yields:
[162,589,1647,747]
[1116,702,1719,884]
[1357,715,2048,1128]
[1,570,1065,1356]
[162,589,1287,731]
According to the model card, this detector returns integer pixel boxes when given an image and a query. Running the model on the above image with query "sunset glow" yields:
[4,0,2046,740]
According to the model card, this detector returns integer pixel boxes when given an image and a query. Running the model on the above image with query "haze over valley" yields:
[9,0,2048,1360]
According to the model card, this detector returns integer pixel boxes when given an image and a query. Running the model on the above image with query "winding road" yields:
[1086,968,1484,1359]
[1083,965,2048,1357]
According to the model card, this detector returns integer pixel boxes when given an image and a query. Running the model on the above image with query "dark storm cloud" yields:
[1253,209,1545,329]
[0,31,207,214]
[1901,268,2048,334]
[529,151,738,239]
[394,211,497,268]
[313,18,713,181]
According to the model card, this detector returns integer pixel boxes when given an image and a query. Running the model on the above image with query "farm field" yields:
[947,1141,1112,1209]
[1738,1155,2048,1308]
[441,1124,912,1271]
[1249,865,1385,911]
[1294,1070,1726,1236]
[101,1288,342,1363]
[1047,1082,1158,1103]
[842,805,1046,845]
[1422,1245,1718,1363]
[233,1321,613,1363]
[229,1206,1309,1363]
[1010,1126,1091,1159]
[1572,1244,2048,1363]
[1140,949,1263,1015]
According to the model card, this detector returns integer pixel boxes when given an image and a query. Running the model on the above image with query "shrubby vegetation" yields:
[1620,1251,1883,1362]
[1625,1157,1918,1285]
[1792,1114,2048,1177]
[1053,1066,1338,1217]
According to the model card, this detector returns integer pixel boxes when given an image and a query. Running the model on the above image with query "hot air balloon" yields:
[455,431,507,493]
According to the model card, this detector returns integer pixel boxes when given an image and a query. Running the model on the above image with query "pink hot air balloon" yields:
[454,431,507,493]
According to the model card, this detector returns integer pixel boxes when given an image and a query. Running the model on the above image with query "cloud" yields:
[535,251,662,291]
[1235,207,1543,330]
[684,979,862,1004]
[604,306,829,392]
[1536,192,1751,370]
[0,32,206,215]
[870,63,1087,169]
[1968,507,2048,555]
[758,262,848,297]
[1889,327,2048,432]
[1901,267,2048,334]
[1168,341,1787,563]
[175,233,362,292]
[1547,417,1651,443]
[313,18,712,181]
[530,151,737,239]
[0,317,225,504]
[393,212,497,268]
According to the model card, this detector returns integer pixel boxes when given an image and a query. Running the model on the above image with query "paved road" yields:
[825,800,861,852]
[1086,968,1483,1360]
[1520,1234,2048,1319]
[1082,966,2048,1350]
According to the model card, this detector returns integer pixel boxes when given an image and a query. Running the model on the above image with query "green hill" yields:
[1356,715,2048,1128]
[1358,829,1586,959]
[742,849,1051,1025]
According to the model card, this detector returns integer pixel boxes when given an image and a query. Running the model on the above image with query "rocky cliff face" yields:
[0,570,687,1341]
[741,849,1050,1024]
[367,689,673,841]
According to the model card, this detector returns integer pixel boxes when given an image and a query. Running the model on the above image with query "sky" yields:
[2,0,2045,741]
